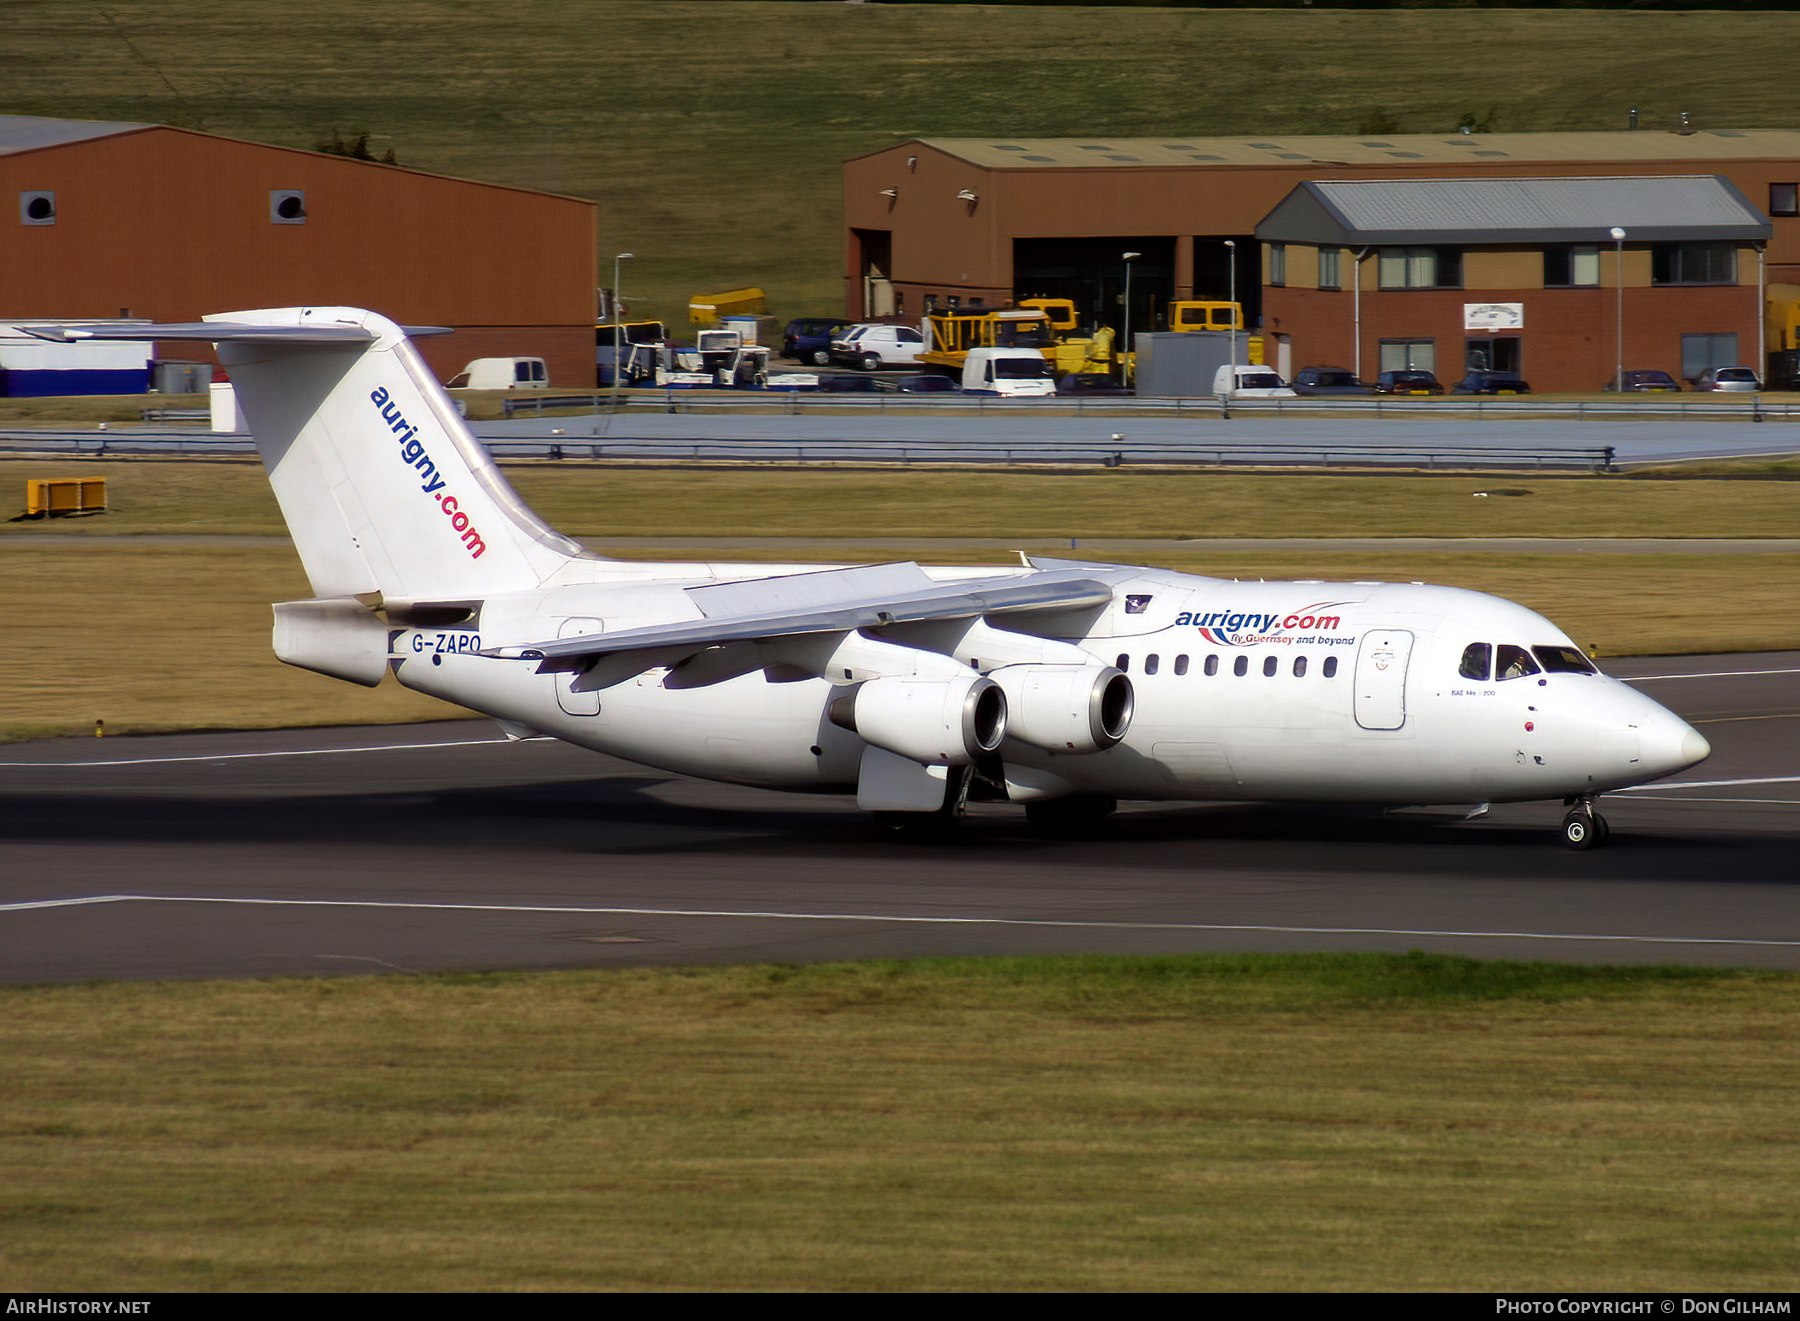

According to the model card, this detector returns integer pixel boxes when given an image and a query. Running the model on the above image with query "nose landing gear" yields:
[1560,797,1610,850]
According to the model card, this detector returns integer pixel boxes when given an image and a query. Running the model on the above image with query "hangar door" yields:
[1354,629,1414,731]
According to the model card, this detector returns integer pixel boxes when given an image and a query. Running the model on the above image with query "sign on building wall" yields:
[1465,303,1525,331]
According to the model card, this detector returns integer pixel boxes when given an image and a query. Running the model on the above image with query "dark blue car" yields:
[783,317,848,366]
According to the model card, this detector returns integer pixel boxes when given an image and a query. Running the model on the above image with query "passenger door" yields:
[1354,629,1414,731]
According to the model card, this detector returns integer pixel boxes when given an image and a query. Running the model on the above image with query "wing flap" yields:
[489,569,1119,669]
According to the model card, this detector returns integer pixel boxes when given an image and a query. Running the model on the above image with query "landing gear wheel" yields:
[1560,804,1609,851]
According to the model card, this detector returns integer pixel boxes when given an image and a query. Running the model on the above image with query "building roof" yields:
[898,129,1800,171]
[0,115,151,156]
[1254,175,1773,246]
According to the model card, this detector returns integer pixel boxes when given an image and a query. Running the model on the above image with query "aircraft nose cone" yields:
[1640,717,1711,778]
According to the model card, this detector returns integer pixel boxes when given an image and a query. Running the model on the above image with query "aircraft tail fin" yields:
[37,307,589,601]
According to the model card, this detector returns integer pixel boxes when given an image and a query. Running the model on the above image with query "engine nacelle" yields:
[829,676,1007,767]
[989,664,1133,754]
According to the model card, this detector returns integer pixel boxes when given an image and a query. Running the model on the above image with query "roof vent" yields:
[1104,155,1139,162]
[1079,145,1112,152]
[20,191,54,225]
[1188,154,1224,162]
[1385,152,1423,158]
[1277,153,1308,160]
[1023,155,1054,163]
[1249,142,1283,149]
[1711,130,1746,138]
[1162,144,1197,150]
[1474,150,1509,157]
[992,144,1026,151]
[1360,141,1392,148]
[270,189,306,224]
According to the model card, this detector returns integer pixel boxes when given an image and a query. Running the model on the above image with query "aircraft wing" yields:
[490,564,1122,671]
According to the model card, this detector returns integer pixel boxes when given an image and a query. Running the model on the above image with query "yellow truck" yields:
[917,301,1116,378]
[1167,300,1263,365]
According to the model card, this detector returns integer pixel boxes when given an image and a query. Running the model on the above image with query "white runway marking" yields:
[1622,668,1800,681]
[0,738,515,768]
[1613,776,1800,791]
[3,893,1796,948]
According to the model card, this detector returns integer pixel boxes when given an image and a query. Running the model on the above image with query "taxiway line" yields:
[4,893,1796,948]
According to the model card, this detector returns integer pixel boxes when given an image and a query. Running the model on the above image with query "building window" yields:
[1682,332,1739,382]
[1268,242,1287,287]
[1318,247,1340,290]
[1652,243,1736,286]
[1378,246,1461,289]
[1379,339,1436,373]
[1544,244,1601,287]
[19,191,54,225]
[1771,183,1798,217]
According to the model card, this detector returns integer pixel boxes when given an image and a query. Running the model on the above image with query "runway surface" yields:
[0,652,1794,983]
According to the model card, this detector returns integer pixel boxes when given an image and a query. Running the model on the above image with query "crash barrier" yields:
[503,391,1800,422]
[0,427,1619,470]
[492,437,1620,472]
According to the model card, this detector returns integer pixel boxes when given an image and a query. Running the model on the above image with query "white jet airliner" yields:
[32,307,1710,848]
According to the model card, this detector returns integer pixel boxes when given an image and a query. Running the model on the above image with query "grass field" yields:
[3,954,1797,1291]
[5,2,1799,323]
[7,456,1800,539]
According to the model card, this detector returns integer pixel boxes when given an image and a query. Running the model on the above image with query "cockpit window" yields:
[1496,644,1540,680]
[1533,645,1596,674]
[1459,642,1491,681]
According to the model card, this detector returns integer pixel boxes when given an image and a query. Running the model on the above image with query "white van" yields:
[1213,364,1296,399]
[448,357,549,390]
[829,323,924,370]
[963,348,1056,397]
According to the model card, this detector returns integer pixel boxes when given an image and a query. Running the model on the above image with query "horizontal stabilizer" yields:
[491,569,1119,667]
[21,323,451,343]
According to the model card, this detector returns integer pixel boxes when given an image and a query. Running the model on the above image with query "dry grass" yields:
[1,955,1796,1291]
[7,457,1800,540]
[5,2,1799,323]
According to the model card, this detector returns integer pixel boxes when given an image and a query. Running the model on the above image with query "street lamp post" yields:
[1610,228,1626,393]
[611,252,635,396]
[1224,240,1238,376]
[1121,251,1141,380]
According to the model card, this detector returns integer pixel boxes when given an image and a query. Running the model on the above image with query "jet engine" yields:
[989,664,1133,754]
[828,675,1007,766]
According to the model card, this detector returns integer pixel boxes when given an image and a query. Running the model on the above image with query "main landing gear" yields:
[1560,796,1611,851]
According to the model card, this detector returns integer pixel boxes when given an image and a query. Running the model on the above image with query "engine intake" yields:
[990,664,1133,754]
[828,675,1007,766]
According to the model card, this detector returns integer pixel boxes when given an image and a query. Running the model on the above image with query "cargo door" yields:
[555,617,603,716]
[1354,629,1414,731]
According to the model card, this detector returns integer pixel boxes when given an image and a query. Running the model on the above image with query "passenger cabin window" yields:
[1145,654,1160,675]
[1496,644,1541,681]
[1323,657,1338,678]
[1116,654,1129,672]
[1174,655,1190,676]
[1233,656,1248,677]
[1204,655,1219,677]
[1459,642,1492,682]
[1262,656,1278,677]
[1293,656,1307,677]
[1533,645,1596,674]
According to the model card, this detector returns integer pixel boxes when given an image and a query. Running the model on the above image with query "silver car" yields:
[1693,366,1763,392]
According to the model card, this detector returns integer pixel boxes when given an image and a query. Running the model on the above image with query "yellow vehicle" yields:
[1167,300,1263,364]
[916,306,1057,376]
[1017,298,1119,376]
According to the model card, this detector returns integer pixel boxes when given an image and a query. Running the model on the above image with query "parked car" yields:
[1291,366,1374,396]
[1692,366,1763,392]
[782,317,847,367]
[1373,370,1444,396]
[813,372,878,393]
[881,373,959,394]
[1056,372,1131,396]
[1452,370,1532,395]
[829,323,925,370]
[1604,369,1682,392]
[1213,364,1297,398]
